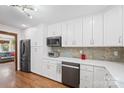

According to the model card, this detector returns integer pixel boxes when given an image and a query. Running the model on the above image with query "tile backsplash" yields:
[51,47,124,62]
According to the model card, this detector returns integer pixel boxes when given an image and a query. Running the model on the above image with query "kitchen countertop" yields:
[43,57,124,88]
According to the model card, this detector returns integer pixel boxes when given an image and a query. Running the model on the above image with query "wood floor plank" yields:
[15,71,68,88]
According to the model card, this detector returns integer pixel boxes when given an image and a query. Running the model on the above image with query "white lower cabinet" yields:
[80,70,93,88]
[93,66,107,88]
[41,59,62,82]
[56,63,62,82]
[80,64,94,88]
[80,64,117,88]
[31,47,43,75]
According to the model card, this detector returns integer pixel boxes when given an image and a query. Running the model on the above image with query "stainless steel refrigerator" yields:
[20,39,31,72]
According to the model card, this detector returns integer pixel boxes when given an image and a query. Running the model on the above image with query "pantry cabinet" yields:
[25,27,43,47]
[31,47,43,75]
[104,6,123,47]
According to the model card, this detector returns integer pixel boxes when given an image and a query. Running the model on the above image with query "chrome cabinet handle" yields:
[57,63,61,73]
[90,39,94,45]
[118,36,122,43]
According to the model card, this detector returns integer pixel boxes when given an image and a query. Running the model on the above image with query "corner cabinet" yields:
[80,64,117,88]
[104,6,123,47]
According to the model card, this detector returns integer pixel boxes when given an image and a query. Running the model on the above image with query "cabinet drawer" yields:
[80,64,93,71]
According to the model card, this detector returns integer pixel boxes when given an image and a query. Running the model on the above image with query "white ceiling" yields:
[0,5,112,29]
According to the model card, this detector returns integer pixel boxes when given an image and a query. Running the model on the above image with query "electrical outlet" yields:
[114,51,118,56]
[80,50,83,54]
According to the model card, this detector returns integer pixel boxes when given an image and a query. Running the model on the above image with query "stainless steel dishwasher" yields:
[62,61,80,88]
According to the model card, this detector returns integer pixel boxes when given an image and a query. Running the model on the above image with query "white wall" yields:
[0,24,23,70]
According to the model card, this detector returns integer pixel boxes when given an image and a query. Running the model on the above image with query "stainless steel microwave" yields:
[47,36,61,47]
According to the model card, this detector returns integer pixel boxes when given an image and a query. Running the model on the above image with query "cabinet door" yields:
[94,66,107,88]
[48,24,57,37]
[25,27,43,47]
[62,22,68,47]
[122,6,124,46]
[41,60,49,77]
[62,18,83,47]
[93,14,104,46]
[48,23,62,37]
[72,18,83,47]
[62,20,74,47]
[41,60,59,81]
[104,6,123,46]
[57,23,62,36]
[83,16,93,47]
[80,70,93,88]
[56,63,62,82]
[66,20,74,46]
[31,47,42,75]
[48,62,57,80]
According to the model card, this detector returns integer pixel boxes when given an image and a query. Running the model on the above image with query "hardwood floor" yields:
[15,71,68,88]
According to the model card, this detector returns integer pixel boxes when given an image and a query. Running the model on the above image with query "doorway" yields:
[0,31,18,70]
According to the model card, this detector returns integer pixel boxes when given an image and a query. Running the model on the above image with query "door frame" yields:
[0,31,18,70]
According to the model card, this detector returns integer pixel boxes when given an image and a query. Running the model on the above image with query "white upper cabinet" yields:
[61,21,68,47]
[83,14,103,47]
[25,26,43,47]
[122,6,124,46]
[92,14,104,46]
[62,18,83,47]
[83,16,93,47]
[47,23,62,37]
[104,6,123,47]
[47,6,123,47]
[72,18,83,47]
